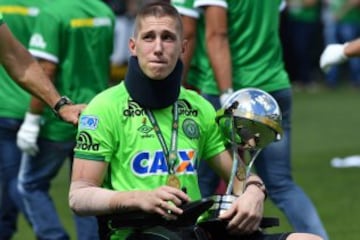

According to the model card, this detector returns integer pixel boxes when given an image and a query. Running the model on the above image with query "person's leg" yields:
[218,229,321,240]
[254,89,328,240]
[286,233,323,240]
[74,215,99,240]
[0,118,30,239]
[336,23,360,87]
[322,12,340,88]
[289,20,318,87]
[17,138,74,240]
[197,94,221,197]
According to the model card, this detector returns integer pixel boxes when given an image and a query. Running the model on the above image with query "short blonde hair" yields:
[133,1,183,38]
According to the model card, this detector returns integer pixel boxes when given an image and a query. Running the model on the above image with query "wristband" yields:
[221,88,233,95]
[52,96,73,119]
[245,180,268,200]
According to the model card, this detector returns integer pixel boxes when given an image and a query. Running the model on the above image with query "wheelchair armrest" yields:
[259,217,279,228]
[197,216,280,238]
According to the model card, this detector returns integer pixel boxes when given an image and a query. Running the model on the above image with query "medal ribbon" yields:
[145,102,179,175]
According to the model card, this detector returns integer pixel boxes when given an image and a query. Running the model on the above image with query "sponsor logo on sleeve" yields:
[75,131,99,151]
[79,115,99,130]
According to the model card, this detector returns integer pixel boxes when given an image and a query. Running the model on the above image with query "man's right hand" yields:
[136,186,190,220]
[320,43,348,73]
[17,112,41,156]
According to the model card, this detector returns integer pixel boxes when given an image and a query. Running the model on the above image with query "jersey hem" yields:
[175,6,199,18]
[194,0,227,9]
[74,153,105,161]
[29,49,58,63]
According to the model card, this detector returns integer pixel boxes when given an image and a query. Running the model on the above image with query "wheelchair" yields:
[97,197,279,240]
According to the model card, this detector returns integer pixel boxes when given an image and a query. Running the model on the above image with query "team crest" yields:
[182,118,199,139]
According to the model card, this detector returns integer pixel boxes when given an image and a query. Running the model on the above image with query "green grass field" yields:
[13,83,360,240]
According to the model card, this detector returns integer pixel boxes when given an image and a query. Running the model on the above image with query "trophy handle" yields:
[226,147,262,195]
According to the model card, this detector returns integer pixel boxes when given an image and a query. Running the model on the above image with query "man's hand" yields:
[218,186,264,235]
[17,112,41,156]
[220,88,233,107]
[136,186,190,220]
[58,104,87,125]
[320,43,348,73]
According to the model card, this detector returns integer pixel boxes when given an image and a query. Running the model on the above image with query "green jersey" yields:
[0,12,3,24]
[0,0,46,119]
[329,0,360,23]
[172,0,204,89]
[172,0,199,18]
[287,1,321,23]
[28,0,115,141]
[175,0,291,94]
[74,82,225,239]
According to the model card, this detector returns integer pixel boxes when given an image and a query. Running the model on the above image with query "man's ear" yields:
[182,39,187,54]
[128,38,136,55]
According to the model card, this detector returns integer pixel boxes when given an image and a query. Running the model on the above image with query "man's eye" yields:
[162,34,175,41]
[143,34,154,41]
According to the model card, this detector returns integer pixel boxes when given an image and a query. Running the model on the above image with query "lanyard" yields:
[145,102,179,174]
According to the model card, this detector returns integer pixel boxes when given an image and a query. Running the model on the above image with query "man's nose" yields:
[154,38,163,55]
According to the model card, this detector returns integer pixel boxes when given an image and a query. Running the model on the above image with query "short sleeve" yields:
[74,95,115,162]
[28,8,60,63]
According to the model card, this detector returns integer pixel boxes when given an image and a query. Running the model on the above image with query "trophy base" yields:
[198,194,280,235]
[203,194,237,220]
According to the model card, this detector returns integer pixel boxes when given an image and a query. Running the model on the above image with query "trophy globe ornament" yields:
[217,87,283,150]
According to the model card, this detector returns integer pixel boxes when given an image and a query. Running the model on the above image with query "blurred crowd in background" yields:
[281,0,360,91]
[0,0,359,239]
[105,0,360,91]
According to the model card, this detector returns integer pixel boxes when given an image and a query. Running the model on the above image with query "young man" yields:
[15,0,115,239]
[171,1,329,239]
[69,2,322,240]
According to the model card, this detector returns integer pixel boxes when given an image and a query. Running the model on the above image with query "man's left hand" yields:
[218,187,264,235]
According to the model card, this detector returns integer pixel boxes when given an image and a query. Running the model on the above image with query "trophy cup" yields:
[198,87,283,231]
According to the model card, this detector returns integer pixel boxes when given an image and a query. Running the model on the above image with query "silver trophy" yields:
[202,87,283,220]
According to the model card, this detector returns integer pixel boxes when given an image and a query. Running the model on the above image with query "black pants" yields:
[125,226,291,240]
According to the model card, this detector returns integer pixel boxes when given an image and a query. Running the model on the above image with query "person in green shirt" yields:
[0,1,47,238]
[68,2,323,240]
[171,0,328,239]
[14,0,115,239]
[0,13,85,125]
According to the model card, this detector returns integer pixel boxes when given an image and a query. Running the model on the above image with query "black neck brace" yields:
[124,56,183,109]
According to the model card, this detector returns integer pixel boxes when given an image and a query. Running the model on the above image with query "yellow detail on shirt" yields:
[70,17,111,28]
[0,6,39,16]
